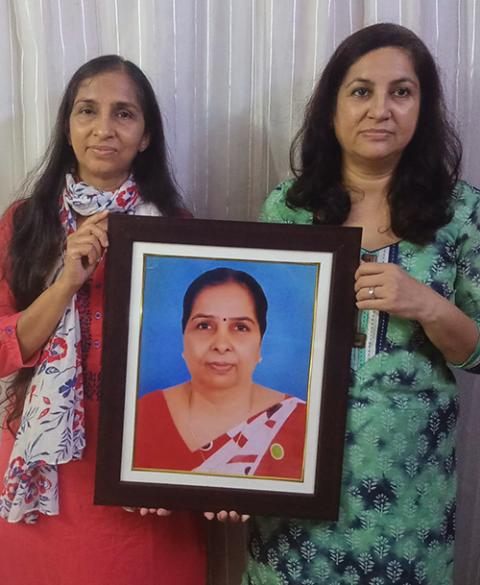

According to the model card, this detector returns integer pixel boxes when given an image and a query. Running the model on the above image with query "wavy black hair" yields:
[2,55,186,429]
[182,268,268,338]
[287,23,461,244]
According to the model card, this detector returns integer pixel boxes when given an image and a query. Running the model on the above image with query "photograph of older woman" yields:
[133,267,307,479]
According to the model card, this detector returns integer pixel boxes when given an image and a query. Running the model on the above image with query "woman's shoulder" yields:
[450,180,480,224]
[255,385,306,411]
[138,389,167,404]
[429,180,480,247]
[140,383,186,402]
[0,201,27,266]
[0,199,25,228]
[259,180,313,225]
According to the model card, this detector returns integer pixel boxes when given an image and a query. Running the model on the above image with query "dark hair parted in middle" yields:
[10,54,185,313]
[3,55,186,430]
[287,22,462,245]
[182,268,268,337]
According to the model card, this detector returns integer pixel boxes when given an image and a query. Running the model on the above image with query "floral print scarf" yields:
[0,174,142,523]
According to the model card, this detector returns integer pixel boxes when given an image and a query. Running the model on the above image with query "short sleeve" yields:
[258,181,313,225]
[450,182,480,372]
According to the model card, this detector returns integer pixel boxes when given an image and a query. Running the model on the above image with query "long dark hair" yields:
[287,23,461,244]
[182,268,268,337]
[2,55,185,428]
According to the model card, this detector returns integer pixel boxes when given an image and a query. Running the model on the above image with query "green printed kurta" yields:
[243,181,480,585]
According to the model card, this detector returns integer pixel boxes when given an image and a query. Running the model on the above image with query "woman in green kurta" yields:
[243,24,480,585]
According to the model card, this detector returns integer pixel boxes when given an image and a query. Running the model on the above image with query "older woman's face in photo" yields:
[183,282,262,390]
[68,70,149,188]
[333,46,421,167]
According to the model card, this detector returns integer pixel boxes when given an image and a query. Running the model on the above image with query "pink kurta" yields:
[0,205,206,585]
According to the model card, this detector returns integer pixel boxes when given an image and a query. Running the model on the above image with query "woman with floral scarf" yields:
[0,55,205,585]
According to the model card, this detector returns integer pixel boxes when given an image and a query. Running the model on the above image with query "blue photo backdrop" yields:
[137,255,319,400]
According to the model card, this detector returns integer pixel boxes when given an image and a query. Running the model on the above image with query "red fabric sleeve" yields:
[0,204,41,377]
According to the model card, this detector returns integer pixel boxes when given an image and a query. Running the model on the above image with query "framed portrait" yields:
[95,215,361,519]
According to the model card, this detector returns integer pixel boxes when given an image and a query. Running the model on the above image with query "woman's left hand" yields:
[204,511,250,522]
[355,262,436,321]
[123,507,172,517]
[355,261,479,364]
[124,507,249,522]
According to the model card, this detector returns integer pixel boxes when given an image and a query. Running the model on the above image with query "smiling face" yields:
[333,46,421,169]
[182,281,262,392]
[68,69,150,191]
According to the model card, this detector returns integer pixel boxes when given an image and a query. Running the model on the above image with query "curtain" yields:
[0,2,479,583]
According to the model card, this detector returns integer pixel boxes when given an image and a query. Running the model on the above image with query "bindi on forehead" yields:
[190,313,256,324]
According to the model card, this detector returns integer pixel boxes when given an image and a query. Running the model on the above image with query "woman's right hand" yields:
[15,211,109,362]
[58,210,109,294]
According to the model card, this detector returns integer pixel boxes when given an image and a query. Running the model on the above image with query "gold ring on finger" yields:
[367,286,376,299]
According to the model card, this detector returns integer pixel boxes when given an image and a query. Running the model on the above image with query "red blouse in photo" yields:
[134,389,307,479]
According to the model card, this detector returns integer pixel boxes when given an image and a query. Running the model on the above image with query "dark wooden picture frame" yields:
[95,215,361,519]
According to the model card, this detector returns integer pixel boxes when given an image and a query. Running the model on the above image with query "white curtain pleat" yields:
[0,0,21,193]
[95,0,121,55]
[2,0,480,215]
[11,0,50,175]
[1,2,479,584]
[457,0,480,186]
